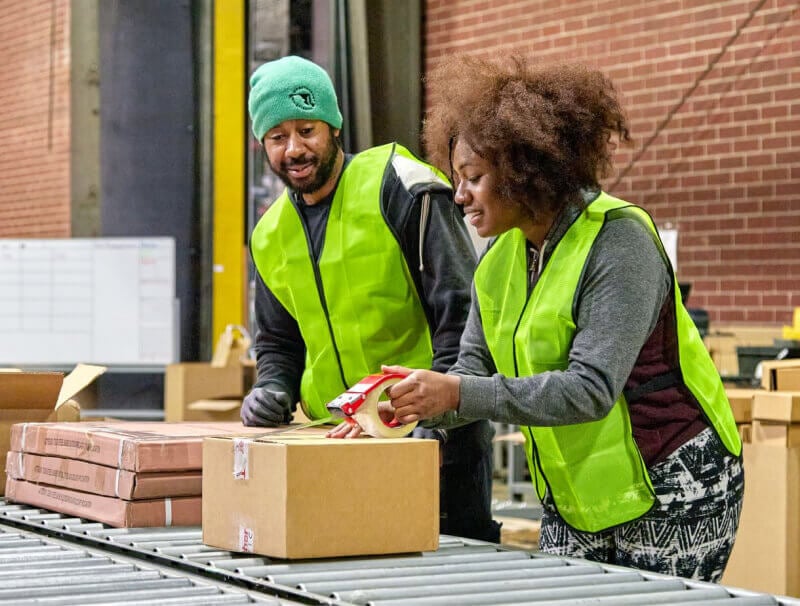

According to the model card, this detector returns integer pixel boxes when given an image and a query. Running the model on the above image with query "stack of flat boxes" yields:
[4,421,272,527]
[723,360,800,598]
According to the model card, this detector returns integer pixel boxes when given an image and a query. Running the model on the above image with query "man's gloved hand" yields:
[411,426,447,443]
[241,387,293,427]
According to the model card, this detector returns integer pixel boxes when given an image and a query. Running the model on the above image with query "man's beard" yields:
[269,134,341,195]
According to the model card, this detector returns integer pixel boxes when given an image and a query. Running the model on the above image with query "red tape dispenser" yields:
[326,372,417,438]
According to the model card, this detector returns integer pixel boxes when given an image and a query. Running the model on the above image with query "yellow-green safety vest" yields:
[474,192,741,532]
[251,143,445,419]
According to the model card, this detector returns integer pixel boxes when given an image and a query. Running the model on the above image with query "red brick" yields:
[0,0,70,238]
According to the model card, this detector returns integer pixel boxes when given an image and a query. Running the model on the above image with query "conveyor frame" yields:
[1,499,797,606]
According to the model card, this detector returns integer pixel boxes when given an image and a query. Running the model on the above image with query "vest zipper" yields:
[528,247,539,290]
[513,239,549,370]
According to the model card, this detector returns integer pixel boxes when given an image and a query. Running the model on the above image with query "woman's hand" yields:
[326,418,363,439]
[325,399,400,439]
[382,364,460,424]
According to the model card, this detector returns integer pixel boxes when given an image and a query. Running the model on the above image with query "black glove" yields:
[410,426,448,444]
[241,387,293,427]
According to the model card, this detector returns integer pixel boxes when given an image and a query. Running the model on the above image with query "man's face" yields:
[262,120,341,196]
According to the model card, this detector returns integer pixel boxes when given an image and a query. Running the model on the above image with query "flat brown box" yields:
[5,477,201,528]
[6,451,201,500]
[723,444,800,597]
[9,421,302,472]
[725,388,760,423]
[760,359,800,391]
[203,433,439,559]
[752,391,800,423]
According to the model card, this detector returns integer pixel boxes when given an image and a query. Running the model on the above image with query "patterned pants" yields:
[539,428,744,582]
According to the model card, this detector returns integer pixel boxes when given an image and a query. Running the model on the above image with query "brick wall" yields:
[424,0,800,325]
[0,0,71,237]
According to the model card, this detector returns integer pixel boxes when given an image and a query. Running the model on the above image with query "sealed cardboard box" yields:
[752,391,800,423]
[760,359,800,391]
[0,364,103,495]
[723,443,800,597]
[725,388,760,423]
[6,451,201,499]
[202,434,439,559]
[5,477,200,527]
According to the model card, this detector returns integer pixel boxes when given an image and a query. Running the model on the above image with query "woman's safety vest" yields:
[251,143,446,420]
[474,192,741,533]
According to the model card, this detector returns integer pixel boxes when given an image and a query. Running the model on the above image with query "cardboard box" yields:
[163,362,255,422]
[704,333,740,376]
[725,388,760,423]
[752,391,800,423]
[202,433,439,559]
[760,359,800,391]
[5,477,201,528]
[751,420,800,447]
[210,324,251,368]
[6,451,201,499]
[704,324,784,377]
[722,444,800,597]
[0,364,104,495]
[9,421,324,472]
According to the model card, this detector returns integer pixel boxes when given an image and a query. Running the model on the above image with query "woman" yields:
[385,55,743,582]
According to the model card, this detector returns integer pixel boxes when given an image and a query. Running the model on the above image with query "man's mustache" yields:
[284,156,316,169]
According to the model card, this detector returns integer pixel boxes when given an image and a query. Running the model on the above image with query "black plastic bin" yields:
[736,345,800,378]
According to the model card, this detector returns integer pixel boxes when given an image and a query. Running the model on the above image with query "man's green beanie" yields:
[248,56,343,142]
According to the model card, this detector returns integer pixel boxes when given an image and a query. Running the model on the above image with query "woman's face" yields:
[451,139,529,238]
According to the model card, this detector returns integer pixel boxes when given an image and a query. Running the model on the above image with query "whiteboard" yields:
[0,238,176,366]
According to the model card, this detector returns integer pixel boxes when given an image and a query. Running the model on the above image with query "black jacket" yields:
[250,152,477,407]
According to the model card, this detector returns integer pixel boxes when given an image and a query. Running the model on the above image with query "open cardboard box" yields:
[164,363,254,422]
[0,364,105,495]
[760,359,800,392]
[202,432,439,559]
[164,325,256,422]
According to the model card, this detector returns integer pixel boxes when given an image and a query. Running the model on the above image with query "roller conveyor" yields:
[1,499,798,606]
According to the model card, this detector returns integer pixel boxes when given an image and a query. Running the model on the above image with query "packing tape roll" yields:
[350,375,417,439]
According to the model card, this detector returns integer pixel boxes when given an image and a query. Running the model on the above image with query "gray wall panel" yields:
[98,0,199,410]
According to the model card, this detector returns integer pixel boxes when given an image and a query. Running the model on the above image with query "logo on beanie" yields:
[290,87,316,111]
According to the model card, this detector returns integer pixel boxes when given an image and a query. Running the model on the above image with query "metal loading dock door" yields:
[1,499,798,606]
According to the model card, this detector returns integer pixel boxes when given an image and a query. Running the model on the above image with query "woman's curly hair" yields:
[423,55,631,216]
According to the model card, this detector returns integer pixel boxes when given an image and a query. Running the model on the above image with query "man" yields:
[241,55,500,543]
